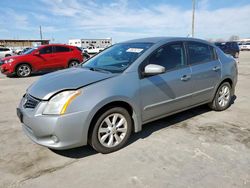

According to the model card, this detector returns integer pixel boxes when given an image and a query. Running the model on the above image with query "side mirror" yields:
[34,51,40,56]
[143,64,165,76]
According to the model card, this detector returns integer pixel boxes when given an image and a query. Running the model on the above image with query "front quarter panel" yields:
[65,72,142,145]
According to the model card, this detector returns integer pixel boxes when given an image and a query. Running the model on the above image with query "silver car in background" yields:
[17,37,238,153]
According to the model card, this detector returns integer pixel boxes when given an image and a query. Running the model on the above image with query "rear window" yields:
[0,48,10,51]
[54,46,70,53]
[226,42,239,48]
[76,47,82,52]
[187,42,214,65]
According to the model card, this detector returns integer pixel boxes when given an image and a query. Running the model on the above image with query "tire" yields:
[90,107,132,154]
[208,82,232,111]
[234,52,239,58]
[16,64,31,77]
[5,54,11,57]
[68,60,79,68]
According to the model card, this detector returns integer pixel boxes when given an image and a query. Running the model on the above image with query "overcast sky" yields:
[0,0,249,43]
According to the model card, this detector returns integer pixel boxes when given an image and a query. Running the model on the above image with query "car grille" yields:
[23,94,41,109]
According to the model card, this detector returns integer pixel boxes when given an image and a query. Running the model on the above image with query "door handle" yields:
[181,75,191,81]
[212,66,221,71]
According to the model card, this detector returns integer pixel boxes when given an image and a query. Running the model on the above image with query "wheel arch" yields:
[87,100,141,143]
[212,77,234,101]
[67,58,80,67]
[15,62,33,73]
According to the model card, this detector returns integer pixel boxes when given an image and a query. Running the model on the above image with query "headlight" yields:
[43,90,81,115]
[4,58,15,64]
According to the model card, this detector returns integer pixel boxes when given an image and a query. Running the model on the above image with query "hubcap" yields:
[69,61,78,67]
[98,113,128,148]
[18,65,30,77]
[218,85,230,107]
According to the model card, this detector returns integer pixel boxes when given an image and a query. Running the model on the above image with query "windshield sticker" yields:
[126,48,144,53]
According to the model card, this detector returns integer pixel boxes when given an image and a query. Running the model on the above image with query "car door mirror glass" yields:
[144,64,165,76]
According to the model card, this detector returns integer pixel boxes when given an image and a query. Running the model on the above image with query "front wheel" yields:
[16,64,31,77]
[208,82,232,111]
[90,107,132,154]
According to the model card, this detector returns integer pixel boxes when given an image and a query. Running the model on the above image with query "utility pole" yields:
[39,25,43,40]
[192,0,196,37]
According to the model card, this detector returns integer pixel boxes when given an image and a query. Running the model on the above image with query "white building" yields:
[69,38,112,48]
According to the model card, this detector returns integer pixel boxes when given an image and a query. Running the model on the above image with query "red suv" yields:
[0,44,83,77]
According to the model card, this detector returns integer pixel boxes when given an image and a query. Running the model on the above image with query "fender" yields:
[80,96,142,146]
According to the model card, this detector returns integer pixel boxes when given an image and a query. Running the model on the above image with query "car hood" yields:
[1,55,20,61]
[27,68,116,100]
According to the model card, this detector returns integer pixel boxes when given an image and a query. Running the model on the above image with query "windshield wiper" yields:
[83,66,112,74]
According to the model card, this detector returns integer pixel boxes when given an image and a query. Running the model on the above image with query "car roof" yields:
[121,37,212,45]
[39,44,73,48]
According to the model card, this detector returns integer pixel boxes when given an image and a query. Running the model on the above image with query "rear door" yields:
[139,42,193,122]
[186,41,221,105]
[53,46,71,68]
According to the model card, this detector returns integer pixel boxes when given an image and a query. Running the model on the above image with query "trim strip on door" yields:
[143,87,214,111]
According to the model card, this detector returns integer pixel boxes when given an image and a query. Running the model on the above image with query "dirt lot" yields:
[0,52,250,188]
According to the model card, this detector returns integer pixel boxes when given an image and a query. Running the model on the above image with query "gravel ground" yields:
[0,52,249,188]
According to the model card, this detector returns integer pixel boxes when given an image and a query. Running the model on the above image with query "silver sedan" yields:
[17,37,238,153]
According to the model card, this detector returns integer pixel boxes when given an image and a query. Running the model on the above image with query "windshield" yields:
[82,42,153,73]
[23,48,37,55]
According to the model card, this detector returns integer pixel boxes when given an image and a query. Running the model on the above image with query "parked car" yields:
[0,47,14,58]
[84,46,104,54]
[20,47,32,55]
[240,43,250,51]
[214,41,240,58]
[77,47,91,60]
[13,47,23,55]
[17,37,237,153]
[0,44,83,77]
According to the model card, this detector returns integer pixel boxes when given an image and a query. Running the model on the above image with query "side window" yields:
[187,42,214,65]
[148,43,186,70]
[54,46,70,53]
[39,46,52,54]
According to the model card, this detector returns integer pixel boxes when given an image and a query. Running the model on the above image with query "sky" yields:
[0,0,249,43]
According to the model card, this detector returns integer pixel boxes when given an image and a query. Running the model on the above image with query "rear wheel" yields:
[208,82,232,111]
[68,60,79,68]
[90,107,132,154]
[16,64,31,77]
[234,52,239,58]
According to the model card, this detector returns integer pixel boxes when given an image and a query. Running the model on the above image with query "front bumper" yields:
[0,63,14,75]
[18,98,91,150]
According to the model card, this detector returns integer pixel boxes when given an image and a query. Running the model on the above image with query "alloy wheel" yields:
[218,85,230,107]
[69,61,79,67]
[17,65,31,77]
[98,113,128,148]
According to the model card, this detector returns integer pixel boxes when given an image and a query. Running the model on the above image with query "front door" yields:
[140,42,193,122]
